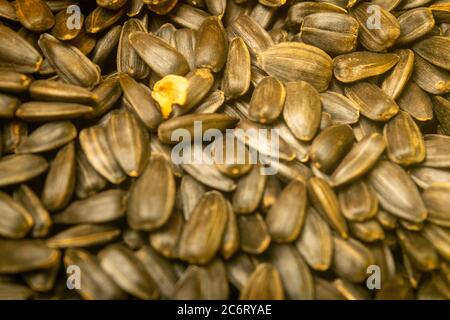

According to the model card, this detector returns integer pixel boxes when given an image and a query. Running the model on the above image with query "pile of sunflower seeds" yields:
[0,0,450,300]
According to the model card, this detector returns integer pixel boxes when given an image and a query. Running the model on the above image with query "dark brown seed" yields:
[51,8,84,41]
[120,74,163,131]
[423,134,450,168]
[412,55,450,95]
[91,25,122,66]
[222,37,251,99]
[195,16,228,73]
[0,154,48,187]
[53,189,127,224]
[368,160,427,223]
[0,240,60,274]
[295,207,332,271]
[397,8,435,45]
[85,5,125,34]
[16,0,55,33]
[433,96,450,136]
[232,166,266,215]
[117,19,149,79]
[178,191,228,264]
[310,124,354,174]
[87,76,123,119]
[29,80,96,105]
[149,210,184,259]
[46,224,121,248]
[16,121,77,154]
[266,179,307,243]
[107,109,149,177]
[333,52,399,84]
[42,142,76,211]
[331,132,387,186]
[397,80,434,122]
[238,213,271,255]
[422,184,450,227]
[256,42,333,92]
[240,263,284,300]
[98,244,159,300]
[0,71,32,93]
[16,101,93,121]
[0,93,20,119]
[79,125,127,185]
[129,32,190,77]
[14,185,51,238]
[0,191,33,239]
[221,200,239,260]
[413,36,450,72]
[168,3,209,30]
[38,33,101,88]
[248,76,285,124]
[128,154,175,231]
[283,81,322,142]
[63,248,126,300]
[397,228,439,272]
[339,180,378,222]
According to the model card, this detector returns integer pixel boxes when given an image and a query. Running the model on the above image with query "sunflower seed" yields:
[238,213,271,255]
[240,263,284,300]
[339,180,378,222]
[16,0,55,33]
[368,160,427,223]
[397,228,439,272]
[41,142,75,211]
[51,7,84,41]
[47,224,121,248]
[233,166,267,215]
[397,80,434,122]
[397,8,435,45]
[422,183,450,227]
[85,5,125,34]
[0,154,48,187]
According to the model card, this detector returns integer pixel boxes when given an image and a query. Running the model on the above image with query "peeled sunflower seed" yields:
[178,191,228,264]
[98,244,159,300]
[46,224,121,249]
[0,240,60,274]
[0,154,48,187]
[79,125,127,185]
[41,142,76,211]
[53,189,127,225]
[240,263,284,300]
[295,207,332,271]
[308,177,348,238]
[266,179,307,243]
[238,213,271,255]
[256,42,332,92]
[128,153,175,231]
[368,160,427,223]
